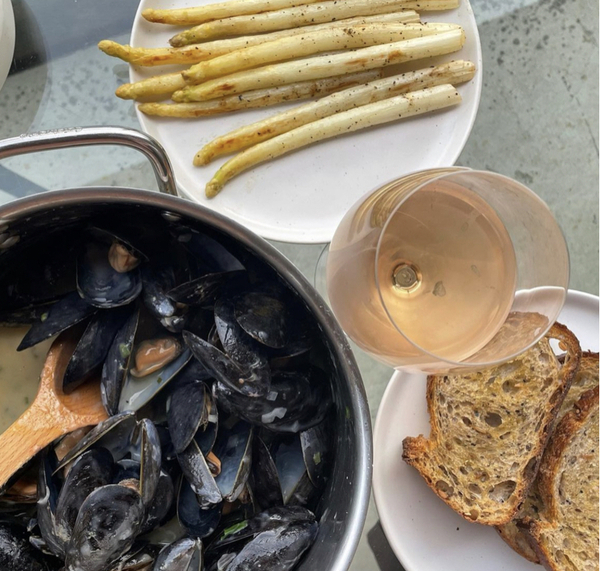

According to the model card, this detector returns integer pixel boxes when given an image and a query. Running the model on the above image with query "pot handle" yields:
[0,126,177,196]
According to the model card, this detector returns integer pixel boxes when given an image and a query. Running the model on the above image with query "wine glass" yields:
[324,167,569,372]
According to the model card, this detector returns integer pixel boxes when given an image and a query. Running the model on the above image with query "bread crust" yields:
[522,386,599,571]
[495,352,599,562]
[402,322,581,526]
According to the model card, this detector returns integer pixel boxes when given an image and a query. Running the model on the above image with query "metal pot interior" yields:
[0,188,371,571]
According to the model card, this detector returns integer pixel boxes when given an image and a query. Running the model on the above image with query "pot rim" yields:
[0,187,373,571]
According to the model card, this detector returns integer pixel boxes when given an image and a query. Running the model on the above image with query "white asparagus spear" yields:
[204,84,462,197]
[183,23,460,84]
[116,72,186,100]
[138,70,383,117]
[143,0,325,25]
[195,60,474,164]
[99,12,421,67]
[173,28,466,101]
[170,0,459,46]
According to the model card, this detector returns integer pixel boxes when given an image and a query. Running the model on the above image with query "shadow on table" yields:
[368,521,406,571]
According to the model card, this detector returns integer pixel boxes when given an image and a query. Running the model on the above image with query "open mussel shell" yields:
[300,422,331,490]
[213,367,331,434]
[154,537,203,571]
[214,297,271,393]
[64,484,144,571]
[54,448,114,544]
[183,331,268,399]
[55,411,137,472]
[273,436,316,507]
[0,520,54,571]
[213,422,253,504]
[176,229,245,275]
[118,347,192,413]
[136,419,162,507]
[77,240,142,309]
[167,381,211,455]
[0,300,58,327]
[63,305,131,393]
[176,440,222,508]
[109,543,160,571]
[37,450,65,559]
[142,470,175,535]
[208,506,315,553]
[141,263,178,319]
[168,270,245,307]
[224,518,319,571]
[16,292,96,351]
[233,291,289,349]
[177,477,222,539]
[251,436,284,510]
[101,308,140,416]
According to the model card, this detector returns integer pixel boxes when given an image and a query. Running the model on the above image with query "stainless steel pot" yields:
[0,127,372,571]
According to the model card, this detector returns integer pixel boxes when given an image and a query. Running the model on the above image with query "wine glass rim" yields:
[374,167,570,370]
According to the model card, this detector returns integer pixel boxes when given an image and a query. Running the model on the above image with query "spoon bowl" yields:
[0,329,108,491]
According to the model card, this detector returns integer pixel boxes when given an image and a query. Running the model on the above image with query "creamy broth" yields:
[0,327,53,433]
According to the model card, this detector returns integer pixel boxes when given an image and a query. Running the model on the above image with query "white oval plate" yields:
[0,0,16,93]
[130,0,482,243]
[373,289,599,571]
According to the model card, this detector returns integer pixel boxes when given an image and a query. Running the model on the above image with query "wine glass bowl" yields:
[326,168,569,372]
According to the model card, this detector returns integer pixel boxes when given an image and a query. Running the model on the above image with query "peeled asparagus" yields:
[204,84,462,197]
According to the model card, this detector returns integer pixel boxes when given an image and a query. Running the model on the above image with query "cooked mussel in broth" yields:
[0,218,336,571]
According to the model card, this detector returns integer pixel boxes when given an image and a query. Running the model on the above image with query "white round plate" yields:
[373,289,599,571]
[0,0,16,93]
[130,1,482,243]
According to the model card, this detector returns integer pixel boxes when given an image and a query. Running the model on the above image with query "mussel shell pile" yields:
[0,210,338,571]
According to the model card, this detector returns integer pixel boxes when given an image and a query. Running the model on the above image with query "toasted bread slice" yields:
[497,352,599,562]
[402,322,581,525]
[523,385,599,571]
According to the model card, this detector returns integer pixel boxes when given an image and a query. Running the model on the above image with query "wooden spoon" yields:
[0,329,108,490]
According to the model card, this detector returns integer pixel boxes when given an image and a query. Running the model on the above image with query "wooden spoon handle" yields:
[0,402,64,490]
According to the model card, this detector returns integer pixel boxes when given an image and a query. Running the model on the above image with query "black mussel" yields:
[37,450,65,559]
[54,448,114,544]
[0,301,57,327]
[234,292,289,349]
[183,332,268,399]
[213,422,253,504]
[167,381,211,455]
[251,437,283,510]
[142,264,179,319]
[130,337,183,378]
[208,506,315,553]
[110,543,160,571]
[272,436,315,507]
[118,345,192,413]
[300,421,331,490]
[77,240,142,309]
[55,412,137,472]
[214,298,271,394]
[63,306,131,393]
[101,309,140,416]
[174,229,244,279]
[142,470,175,535]
[17,292,96,351]
[89,227,147,272]
[168,270,244,308]
[213,368,331,434]
[0,520,52,571]
[194,391,218,458]
[176,440,222,508]
[64,484,144,571]
[177,477,222,540]
[225,519,318,571]
[136,419,162,507]
[153,537,203,571]
[112,461,175,536]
